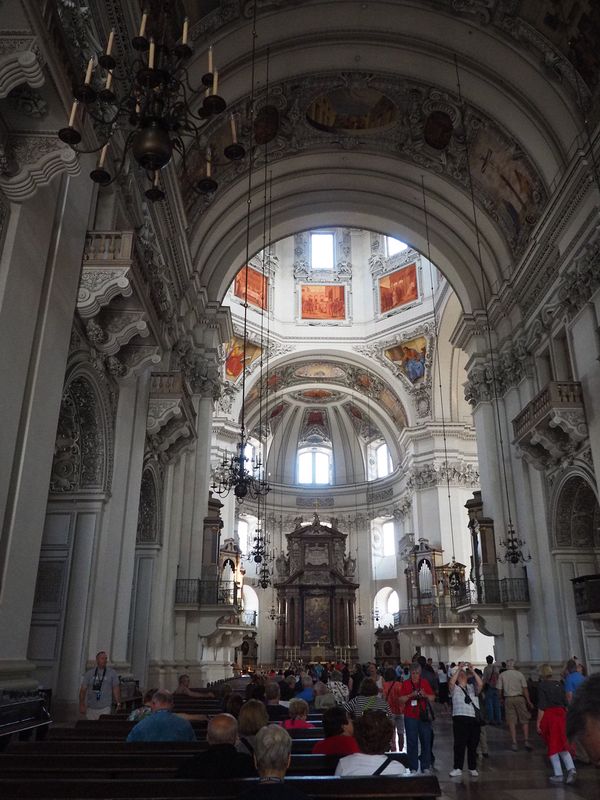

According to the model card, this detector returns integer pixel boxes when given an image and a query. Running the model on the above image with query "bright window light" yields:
[238,520,249,555]
[298,447,332,484]
[382,521,395,557]
[311,232,335,269]
[386,237,407,256]
[376,443,392,478]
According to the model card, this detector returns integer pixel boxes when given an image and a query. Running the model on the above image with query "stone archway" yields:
[555,476,600,550]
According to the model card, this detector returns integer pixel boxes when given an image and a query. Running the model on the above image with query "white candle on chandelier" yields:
[208,45,213,74]
[153,170,159,186]
[106,29,115,57]
[104,70,113,91]
[206,153,212,177]
[84,57,94,85]
[182,17,189,45]
[148,37,156,69]
[212,67,218,95]
[230,114,237,143]
[139,10,148,38]
[97,143,109,168]
[68,99,78,128]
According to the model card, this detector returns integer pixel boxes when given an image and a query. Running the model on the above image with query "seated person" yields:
[265,681,289,721]
[174,674,210,699]
[327,669,349,704]
[242,724,308,800]
[126,689,195,742]
[314,680,336,710]
[295,675,315,704]
[335,710,405,775]
[343,678,393,718]
[236,698,269,755]
[283,698,315,730]
[225,692,245,719]
[128,689,155,722]
[279,673,296,701]
[177,713,256,778]
[312,706,360,756]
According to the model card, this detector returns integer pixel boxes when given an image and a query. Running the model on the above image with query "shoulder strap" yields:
[373,756,393,776]
[385,680,396,701]
[240,737,254,754]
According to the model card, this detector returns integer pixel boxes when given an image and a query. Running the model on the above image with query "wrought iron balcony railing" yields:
[451,577,530,608]
[243,610,258,626]
[175,579,238,607]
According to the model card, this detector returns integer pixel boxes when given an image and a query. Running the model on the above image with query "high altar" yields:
[273,514,359,664]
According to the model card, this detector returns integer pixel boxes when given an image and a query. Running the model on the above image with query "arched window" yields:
[238,519,249,556]
[373,586,400,627]
[242,585,259,627]
[298,447,332,485]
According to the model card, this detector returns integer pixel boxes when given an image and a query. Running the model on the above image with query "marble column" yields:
[0,171,93,688]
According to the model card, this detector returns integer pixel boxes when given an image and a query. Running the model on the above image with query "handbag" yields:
[419,699,435,723]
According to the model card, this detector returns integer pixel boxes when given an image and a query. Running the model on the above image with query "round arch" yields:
[373,586,400,627]
[553,473,600,550]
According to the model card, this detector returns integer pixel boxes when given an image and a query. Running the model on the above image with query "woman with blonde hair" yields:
[236,698,269,755]
[283,697,315,729]
[313,680,336,710]
[537,663,576,785]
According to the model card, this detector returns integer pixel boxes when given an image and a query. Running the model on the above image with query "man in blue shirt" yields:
[564,659,586,704]
[126,689,196,742]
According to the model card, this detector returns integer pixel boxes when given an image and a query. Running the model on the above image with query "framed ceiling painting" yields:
[233,265,268,311]
[378,262,418,314]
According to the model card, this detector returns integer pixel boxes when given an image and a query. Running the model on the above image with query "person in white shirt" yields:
[335,710,405,776]
[448,663,483,778]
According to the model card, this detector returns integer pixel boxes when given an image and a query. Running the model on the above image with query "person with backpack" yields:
[483,654,501,724]
[383,667,405,750]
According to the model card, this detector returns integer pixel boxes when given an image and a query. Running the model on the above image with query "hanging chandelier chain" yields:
[421,176,457,563]
[454,57,515,538]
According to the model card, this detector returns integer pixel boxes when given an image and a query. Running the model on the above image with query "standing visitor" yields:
[382,667,405,751]
[448,663,483,778]
[437,663,449,708]
[398,663,435,775]
[79,651,121,720]
[536,664,576,785]
[564,659,585,704]
[482,655,501,724]
[497,659,534,751]
[567,674,600,767]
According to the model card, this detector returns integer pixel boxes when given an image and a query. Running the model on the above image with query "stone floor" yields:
[425,712,600,799]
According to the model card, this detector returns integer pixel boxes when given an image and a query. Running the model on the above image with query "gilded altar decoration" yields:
[301,285,345,320]
[378,263,418,313]
[385,336,427,383]
[234,265,268,310]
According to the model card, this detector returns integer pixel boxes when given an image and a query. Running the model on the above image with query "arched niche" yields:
[49,370,113,496]
[554,475,600,550]
[136,464,162,546]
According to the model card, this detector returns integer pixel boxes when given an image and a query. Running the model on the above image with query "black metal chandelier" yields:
[497,525,531,566]
[58,5,244,202]
[211,440,270,501]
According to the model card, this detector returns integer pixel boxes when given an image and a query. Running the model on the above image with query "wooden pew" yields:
[48,721,323,742]
[0,751,374,778]
[0,774,440,800]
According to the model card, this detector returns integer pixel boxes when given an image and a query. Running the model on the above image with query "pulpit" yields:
[274,514,359,664]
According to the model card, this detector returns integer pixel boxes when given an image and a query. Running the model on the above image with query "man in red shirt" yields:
[399,662,435,774]
[312,706,360,756]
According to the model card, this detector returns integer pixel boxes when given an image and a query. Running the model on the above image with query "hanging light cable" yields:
[420,177,463,596]
[211,5,270,504]
[454,57,530,567]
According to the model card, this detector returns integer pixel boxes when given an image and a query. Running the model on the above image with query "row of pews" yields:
[1,693,440,799]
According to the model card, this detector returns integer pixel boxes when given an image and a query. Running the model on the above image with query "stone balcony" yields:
[393,603,478,648]
[512,381,587,470]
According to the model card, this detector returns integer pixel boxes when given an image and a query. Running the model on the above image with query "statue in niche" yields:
[275,552,290,577]
[344,555,356,576]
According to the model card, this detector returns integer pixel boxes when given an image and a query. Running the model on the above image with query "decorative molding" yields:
[0,134,79,202]
[405,460,480,490]
[0,38,44,99]
[464,339,531,406]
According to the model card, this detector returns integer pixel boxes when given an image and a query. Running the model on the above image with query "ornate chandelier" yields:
[211,441,269,501]
[58,5,244,201]
[497,524,531,566]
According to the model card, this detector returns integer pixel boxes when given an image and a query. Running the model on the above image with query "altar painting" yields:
[234,265,268,310]
[225,337,261,380]
[378,263,418,313]
[303,595,330,643]
[301,285,345,320]
[385,336,427,383]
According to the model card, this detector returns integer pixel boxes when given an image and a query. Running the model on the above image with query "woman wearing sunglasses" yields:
[448,663,484,778]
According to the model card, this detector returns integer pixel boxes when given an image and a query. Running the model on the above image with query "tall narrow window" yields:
[298,447,332,484]
[382,520,395,557]
[238,519,249,556]
[376,442,392,478]
[311,232,335,270]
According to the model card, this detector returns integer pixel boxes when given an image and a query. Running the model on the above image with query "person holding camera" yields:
[398,662,435,774]
[79,650,121,720]
[448,662,483,778]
